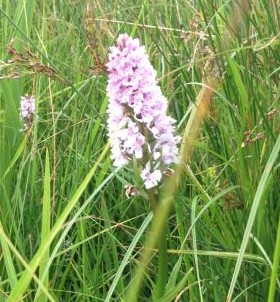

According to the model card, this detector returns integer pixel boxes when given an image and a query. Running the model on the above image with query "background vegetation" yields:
[0,0,279,301]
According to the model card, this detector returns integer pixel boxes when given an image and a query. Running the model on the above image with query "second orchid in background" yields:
[19,94,35,132]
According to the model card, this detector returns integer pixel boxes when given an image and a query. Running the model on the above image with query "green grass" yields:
[0,0,279,301]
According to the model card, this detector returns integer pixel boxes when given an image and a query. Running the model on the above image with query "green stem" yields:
[147,188,168,301]
[154,218,168,301]
[147,188,158,212]
[267,209,280,302]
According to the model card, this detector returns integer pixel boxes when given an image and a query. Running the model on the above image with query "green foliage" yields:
[0,0,279,301]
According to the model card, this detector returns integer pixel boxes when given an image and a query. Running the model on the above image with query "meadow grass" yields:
[0,0,279,301]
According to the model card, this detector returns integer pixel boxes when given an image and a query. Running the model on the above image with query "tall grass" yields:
[0,0,279,301]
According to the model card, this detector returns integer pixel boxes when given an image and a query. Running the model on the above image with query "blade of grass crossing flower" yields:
[36,149,51,302]
[227,135,280,301]
[7,143,110,302]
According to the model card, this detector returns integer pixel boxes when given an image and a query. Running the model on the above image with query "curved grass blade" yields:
[0,220,17,289]
[7,143,110,302]
[267,208,280,302]
[226,135,280,301]
[0,221,55,302]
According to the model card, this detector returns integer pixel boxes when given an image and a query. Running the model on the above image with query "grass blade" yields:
[267,209,280,302]
[36,148,51,302]
[227,135,280,301]
[7,143,110,302]
[0,220,17,289]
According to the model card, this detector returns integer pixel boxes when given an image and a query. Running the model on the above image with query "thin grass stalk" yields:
[36,149,51,302]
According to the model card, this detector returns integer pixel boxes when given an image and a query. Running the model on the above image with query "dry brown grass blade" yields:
[125,78,215,301]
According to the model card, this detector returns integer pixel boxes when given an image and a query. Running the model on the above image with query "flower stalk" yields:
[106,34,180,299]
[154,214,168,300]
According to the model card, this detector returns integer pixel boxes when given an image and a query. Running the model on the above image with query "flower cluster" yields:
[19,94,35,131]
[106,34,180,189]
